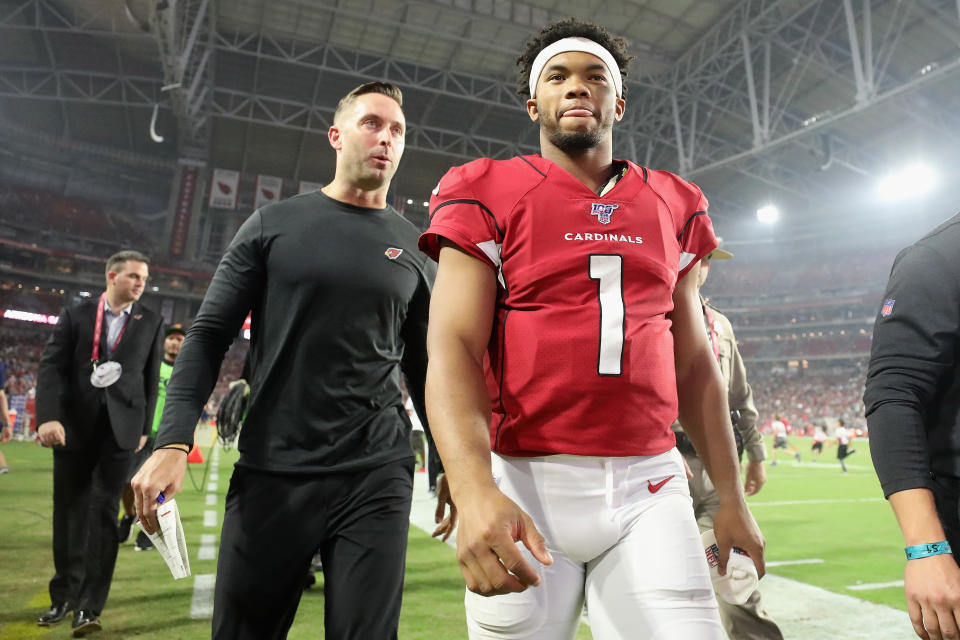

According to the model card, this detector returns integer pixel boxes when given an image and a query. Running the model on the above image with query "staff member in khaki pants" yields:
[673,247,783,640]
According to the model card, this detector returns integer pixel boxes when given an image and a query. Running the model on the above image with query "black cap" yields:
[165,324,186,337]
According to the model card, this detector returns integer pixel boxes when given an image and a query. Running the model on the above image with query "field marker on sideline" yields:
[782,462,873,471]
[190,574,216,619]
[749,497,882,507]
[766,558,825,567]
[198,533,217,561]
[190,443,220,619]
[847,580,905,591]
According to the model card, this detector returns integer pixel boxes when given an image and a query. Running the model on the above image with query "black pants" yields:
[427,442,442,492]
[49,417,133,613]
[932,473,960,565]
[212,458,414,640]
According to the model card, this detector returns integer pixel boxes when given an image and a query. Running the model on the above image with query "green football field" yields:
[0,435,907,639]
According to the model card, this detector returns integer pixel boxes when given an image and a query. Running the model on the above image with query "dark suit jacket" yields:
[36,298,163,451]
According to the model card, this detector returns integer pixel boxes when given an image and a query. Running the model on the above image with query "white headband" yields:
[528,36,623,99]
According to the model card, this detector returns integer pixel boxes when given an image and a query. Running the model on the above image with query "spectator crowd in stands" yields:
[0,316,249,436]
[0,322,49,397]
[1,186,151,250]
[749,363,869,435]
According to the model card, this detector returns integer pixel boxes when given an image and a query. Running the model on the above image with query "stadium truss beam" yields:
[622,0,960,179]
[0,109,175,172]
[409,0,676,68]
[0,0,154,38]
[214,29,524,111]
[211,87,538,161]
[0,66,537,161]
[4,0,960,198]
[150,0,216,159]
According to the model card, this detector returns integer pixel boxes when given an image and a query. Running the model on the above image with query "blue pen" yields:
[157,492,166,505]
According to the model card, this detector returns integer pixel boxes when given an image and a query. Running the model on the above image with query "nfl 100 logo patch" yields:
[881,299,895,317]
[590,203,619,225]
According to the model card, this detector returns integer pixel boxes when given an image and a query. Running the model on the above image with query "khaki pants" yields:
[684,452,784,640]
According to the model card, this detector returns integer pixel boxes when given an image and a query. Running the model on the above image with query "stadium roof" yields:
[1,0,959,228]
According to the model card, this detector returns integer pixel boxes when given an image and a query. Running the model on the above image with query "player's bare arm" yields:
[671,261,765,577]
[889,489,960,639]
[426,240,553,596]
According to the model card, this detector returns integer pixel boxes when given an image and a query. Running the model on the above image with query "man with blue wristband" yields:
[865,211,960,640]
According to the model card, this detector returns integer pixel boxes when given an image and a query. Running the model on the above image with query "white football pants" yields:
[465,449,725,640]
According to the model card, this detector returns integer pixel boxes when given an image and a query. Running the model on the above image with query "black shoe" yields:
[134,530,153,551]
[71,610,101,637]
[37,603,72,626]
[118,513,135,543]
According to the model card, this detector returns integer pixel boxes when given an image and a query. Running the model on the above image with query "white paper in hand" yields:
[701,528,759,605]
[138,499,191,579]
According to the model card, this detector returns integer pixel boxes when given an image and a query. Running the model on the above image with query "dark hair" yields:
[516,18,633,97]
[105,250,149,279]
[333,82,404,123]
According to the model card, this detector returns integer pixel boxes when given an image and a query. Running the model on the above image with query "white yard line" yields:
[767,558,825,567]
[748,497,883,506]
[189,443,222,619]
[198,533,217,561]
[771,460,872,470]
[847,581,905,591]
[189,574,216,619]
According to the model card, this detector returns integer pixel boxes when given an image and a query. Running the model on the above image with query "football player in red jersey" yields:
[420,18,765,639]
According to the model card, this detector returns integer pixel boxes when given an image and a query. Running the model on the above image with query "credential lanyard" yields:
[703,304,721,363]
[92,292,130,364]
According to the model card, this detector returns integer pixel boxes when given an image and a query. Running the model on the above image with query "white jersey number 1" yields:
[589,254,625,376]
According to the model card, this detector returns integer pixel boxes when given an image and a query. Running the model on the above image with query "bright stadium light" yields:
[756,205,779,224]
[877,163,938,201]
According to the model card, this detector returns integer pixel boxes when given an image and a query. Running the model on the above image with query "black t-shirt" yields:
[156,190,435,474]
[865,212,960,496]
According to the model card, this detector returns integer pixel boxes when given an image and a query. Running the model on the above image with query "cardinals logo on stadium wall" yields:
[590,203,619,225]
[217,182,232,194]
[384,248,403,260]
[261,188,276,200]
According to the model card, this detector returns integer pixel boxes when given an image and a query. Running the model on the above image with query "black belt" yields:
[675,426,744,460]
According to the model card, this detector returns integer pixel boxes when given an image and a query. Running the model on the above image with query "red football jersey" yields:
[419,155,717,457]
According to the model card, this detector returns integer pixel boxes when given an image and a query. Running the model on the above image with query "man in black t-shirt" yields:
[865,212,960,640]
[133,82,441,639]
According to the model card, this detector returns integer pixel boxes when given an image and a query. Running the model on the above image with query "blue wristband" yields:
[905,541,953,560]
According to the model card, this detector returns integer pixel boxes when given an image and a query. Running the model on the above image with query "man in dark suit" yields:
[36,250,163,637]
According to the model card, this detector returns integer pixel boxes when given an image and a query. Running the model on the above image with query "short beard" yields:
[548,129,604,152]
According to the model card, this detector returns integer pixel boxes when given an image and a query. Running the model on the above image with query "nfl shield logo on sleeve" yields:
[384,248,403,260]
[590,203,619,225]
[881,299,895,317]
